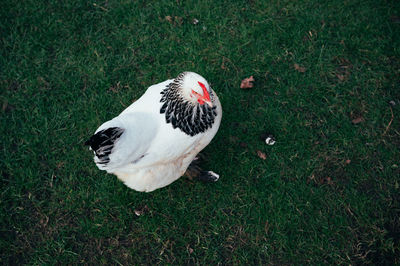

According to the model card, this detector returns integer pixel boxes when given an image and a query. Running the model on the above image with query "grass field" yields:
[1,0,399,264]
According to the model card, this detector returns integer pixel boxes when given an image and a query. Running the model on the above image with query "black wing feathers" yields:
[85,127,124,165]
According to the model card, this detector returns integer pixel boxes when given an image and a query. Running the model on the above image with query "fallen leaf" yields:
[352,117,363,124]
[294,63,306,73]
[256,150,267,160]
[240,76,255,89]
[165,16,173,23]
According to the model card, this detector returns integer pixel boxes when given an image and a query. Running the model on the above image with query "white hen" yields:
[85,72,222,192]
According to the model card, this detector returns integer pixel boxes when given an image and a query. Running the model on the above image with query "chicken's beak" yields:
[205,99,213,108]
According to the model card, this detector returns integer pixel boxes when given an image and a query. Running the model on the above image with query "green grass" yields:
[1,0,399,264]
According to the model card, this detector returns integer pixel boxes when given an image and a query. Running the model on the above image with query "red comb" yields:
[197,81,210,101]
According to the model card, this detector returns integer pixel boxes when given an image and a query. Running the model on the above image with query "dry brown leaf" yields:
[256,150,267,160]
[294,63,306,73]
[165,16,173,23]
[352,117,364,124]
[188,247,194,254]
[240,76,255,89]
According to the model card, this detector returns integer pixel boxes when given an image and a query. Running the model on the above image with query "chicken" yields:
[85,72,222,192]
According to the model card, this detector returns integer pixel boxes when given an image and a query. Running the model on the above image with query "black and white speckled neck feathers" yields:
[160,72,217,136]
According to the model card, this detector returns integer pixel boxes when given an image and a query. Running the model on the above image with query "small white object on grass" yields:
[208,171,219,181]
[261,133,276,145]
[265,136,276,145]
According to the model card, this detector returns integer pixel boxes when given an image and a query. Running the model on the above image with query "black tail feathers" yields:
[85,127,124,164]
